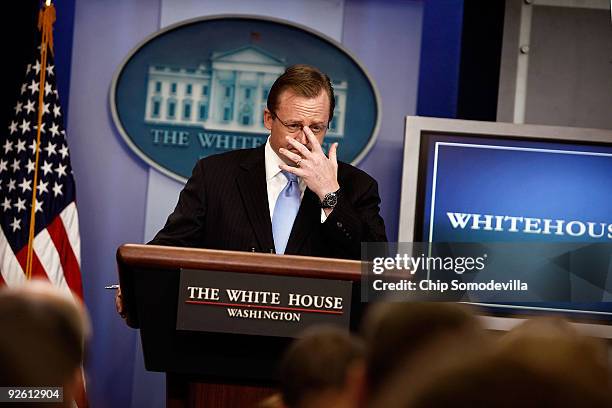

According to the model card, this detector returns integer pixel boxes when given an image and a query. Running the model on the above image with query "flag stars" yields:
[44,142,57,156]
[2,58,77,245]
[34,199,43,213]
[49,123,60,137]
[15,139,26,153]
[34,123,46,134]
[19,178,32,193]
[38,180,48,195]
[55,163,67,178]
[24,100,36,114]
[9,121,18,134]
[52,182,63,197]
[1,198,11,212]
[28,79,39,95]
[11,159,20,172]
[20,119,31,134]
[33,59,41,74]
[10,218,21,232]
[41,161,53,176]
[3,140,13,154]
[59,145,69,159]
[14,198,26,213]
[28,140,37,154]
[26,159,36,173]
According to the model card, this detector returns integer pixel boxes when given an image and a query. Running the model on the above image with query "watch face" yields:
[322,192,338,208]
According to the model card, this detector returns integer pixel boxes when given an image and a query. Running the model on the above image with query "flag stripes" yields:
[1,204,80,297]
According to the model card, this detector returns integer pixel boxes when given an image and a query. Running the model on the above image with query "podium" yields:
[117,244,362,407]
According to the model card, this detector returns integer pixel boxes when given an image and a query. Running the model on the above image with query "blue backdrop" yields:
[58,0,465,406]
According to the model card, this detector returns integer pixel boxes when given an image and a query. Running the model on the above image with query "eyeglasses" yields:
[272,112,329,136]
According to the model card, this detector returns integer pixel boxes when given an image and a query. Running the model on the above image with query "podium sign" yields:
[176,268,353,338]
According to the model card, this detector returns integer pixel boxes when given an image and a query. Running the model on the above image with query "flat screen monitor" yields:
[398,116,612,322]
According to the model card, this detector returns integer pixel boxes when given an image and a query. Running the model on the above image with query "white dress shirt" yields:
[264,137,327,223]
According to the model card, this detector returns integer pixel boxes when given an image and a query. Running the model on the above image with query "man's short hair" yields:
[373,349,612,408]
[362,302,484,395]
[372,320,612,408]
[0,282,89,387]
[267,64,336,122]
[279,326,364,408]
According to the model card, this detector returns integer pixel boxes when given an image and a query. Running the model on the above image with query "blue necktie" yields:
[272,171,300,254]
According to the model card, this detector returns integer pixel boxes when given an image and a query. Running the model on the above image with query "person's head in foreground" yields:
[278,325,365,408]
[362,302,489,402]
[370,316,612,408]
[0,281,90,407]
[497,317,611,391]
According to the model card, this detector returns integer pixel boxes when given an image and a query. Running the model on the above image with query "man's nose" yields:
[296,128,308,144]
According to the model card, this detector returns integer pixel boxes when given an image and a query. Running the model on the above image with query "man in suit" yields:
[148,64,387,260]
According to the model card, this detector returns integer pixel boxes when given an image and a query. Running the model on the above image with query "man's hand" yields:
[278,126,340,201]
[115,287,127,319]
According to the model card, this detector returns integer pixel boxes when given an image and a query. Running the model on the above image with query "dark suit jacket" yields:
[150,145,387,260]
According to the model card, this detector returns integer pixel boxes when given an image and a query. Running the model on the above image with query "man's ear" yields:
[264,108,274,130]
[263,109,274,131]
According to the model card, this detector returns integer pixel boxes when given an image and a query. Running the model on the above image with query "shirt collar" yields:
[264,136,286,181]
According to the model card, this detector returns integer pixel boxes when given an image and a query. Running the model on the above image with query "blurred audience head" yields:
[0,280,90,405]
[371,316,611,408]
[362,302,488,399]
[498,317,610,389]
[256,393,285,408]
[279,325,365,408]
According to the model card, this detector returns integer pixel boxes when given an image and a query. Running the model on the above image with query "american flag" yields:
[0,41,83,299]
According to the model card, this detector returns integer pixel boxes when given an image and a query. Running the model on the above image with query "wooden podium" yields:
[117,244,362,407]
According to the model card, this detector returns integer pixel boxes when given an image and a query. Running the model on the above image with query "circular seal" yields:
[111,15,380,182]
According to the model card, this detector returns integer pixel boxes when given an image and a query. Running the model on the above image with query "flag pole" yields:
[25,2,55,279]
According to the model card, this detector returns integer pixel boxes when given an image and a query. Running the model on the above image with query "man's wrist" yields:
[320,188,340,209]
[317,182,340,201]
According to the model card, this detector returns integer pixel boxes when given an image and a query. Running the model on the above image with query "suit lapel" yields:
[236,146,275,252]
[285,188,319,255]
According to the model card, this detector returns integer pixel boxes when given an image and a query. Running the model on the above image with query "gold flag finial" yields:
[37,2,56,55]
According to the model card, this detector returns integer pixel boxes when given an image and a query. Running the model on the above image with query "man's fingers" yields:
[279,147,302,164]
[279,163,306,177]
[329,142,338,164]
[286,137,312,158]
[115,288,127,318]
[302,126,323,153]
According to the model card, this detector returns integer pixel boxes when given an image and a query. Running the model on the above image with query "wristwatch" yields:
[320,189,340,209]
